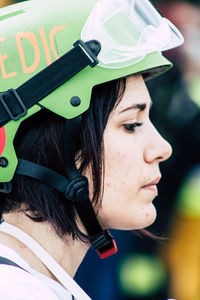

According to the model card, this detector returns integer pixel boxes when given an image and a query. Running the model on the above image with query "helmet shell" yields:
[0,0,172,182]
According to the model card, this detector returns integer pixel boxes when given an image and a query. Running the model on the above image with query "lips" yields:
[141,177,161,193]
[142,177,161,188]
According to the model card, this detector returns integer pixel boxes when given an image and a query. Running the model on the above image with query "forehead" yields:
[115,74,151,112]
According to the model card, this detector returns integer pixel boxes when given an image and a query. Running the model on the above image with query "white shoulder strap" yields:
[0,221,91,300]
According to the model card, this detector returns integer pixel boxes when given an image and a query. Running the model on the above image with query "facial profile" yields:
[97,75,172,230]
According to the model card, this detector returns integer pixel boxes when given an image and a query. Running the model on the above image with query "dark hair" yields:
[0,78,126,241]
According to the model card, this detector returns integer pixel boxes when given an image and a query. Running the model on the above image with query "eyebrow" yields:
[119,100,153,114]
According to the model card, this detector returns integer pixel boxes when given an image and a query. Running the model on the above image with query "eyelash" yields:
[123,122,143,133]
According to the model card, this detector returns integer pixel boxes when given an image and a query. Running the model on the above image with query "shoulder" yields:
[0,265,60,300]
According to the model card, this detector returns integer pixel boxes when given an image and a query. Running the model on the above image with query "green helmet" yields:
[0,0,183,258]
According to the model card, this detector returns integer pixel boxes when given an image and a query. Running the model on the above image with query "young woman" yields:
[0,0,183,299]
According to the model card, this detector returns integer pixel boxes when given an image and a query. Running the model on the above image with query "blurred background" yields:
[1,0,200,299]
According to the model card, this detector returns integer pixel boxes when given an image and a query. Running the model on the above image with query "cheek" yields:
[103,134,141,195]
[104,151,137,198]
[105,150,131,179]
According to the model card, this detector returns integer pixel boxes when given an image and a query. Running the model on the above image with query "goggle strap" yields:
[0,40,100,127]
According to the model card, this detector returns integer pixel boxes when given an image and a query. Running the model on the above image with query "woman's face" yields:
[97,75,172,230]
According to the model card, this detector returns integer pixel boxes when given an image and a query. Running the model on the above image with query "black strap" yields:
[14,117,117,257]
[16,159,71,198]
[74,188,103,237]
[64,117,117,258]
[0,256,27,272]
[64,117,103,236]
[16,159,102,236]
[15,157,117,257]
[0,40,101,127]
[16,159,91,204]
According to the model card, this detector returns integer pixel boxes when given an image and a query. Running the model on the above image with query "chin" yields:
[132,204,157,230]
[99,203,157,231]
[143,204,157,228]
[112,213,157,231]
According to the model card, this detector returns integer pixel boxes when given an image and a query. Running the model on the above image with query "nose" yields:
[144,121,172,164]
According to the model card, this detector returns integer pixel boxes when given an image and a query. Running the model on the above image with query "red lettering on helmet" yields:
[0,36,17,79]
[1,25,67,80]
[49,25,66,59]
[16,32,40,74]
[0,126,6,156]
[39,28,52,66]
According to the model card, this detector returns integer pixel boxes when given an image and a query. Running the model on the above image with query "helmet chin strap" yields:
[13,115,117,259]
[64,116,118,259]
[0,221,91,300]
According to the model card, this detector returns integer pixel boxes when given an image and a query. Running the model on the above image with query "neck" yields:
[0,212,90,279]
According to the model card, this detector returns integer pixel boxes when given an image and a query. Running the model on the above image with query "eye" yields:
[123,122,143,133]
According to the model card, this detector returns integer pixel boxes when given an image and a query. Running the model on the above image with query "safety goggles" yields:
[81,0,184,69]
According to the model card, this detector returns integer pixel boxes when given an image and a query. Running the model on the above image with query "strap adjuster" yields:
[73,40,99,68]
[92,230,118,259]
[0,89,27,121]
[65,176,89,202]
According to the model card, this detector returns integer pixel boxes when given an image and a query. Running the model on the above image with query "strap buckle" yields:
[0,89,27,121]
[73,40,99,68]
[92,230,118,259]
